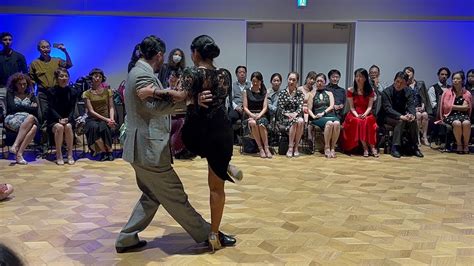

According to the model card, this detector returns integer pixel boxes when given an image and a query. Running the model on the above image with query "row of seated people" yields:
[237,67,473,159]
[1,68,117,165]
[1,32,194,161]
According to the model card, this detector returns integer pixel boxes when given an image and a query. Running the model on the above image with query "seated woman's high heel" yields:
[67,156,75,165]
[16,154,28,165]
[457,144,464,154]
[258,147,266,158]
[286,146,294,158]
[363,149,369,157]
[208,232,222,253]
[371,148,380,158]
[324,147,331,158]
[293,146,300,157]
[264,147,273,158]
[464,145,470,154]
[330,149,337,158]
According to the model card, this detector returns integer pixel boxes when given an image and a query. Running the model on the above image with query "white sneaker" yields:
[227,164,243,182]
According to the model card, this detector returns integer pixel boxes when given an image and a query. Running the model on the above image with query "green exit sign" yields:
[297,0,307,7]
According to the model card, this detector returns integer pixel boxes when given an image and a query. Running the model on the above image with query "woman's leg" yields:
[421,112,429,145]
[452,120,462,152]
[12,115,36,153]
[287,123,297,156]
[53,124,65,161]
[462,120,471,152]
[208,165,225,249]
[323,121,333,157]
[293,118,304,156]
[17,124,37,161]
[259,125,271,158]
[249,119,264,157]
[330,121,341,158]
[64,123,74,159]
[416,111,422,144]
[361,141,368,156]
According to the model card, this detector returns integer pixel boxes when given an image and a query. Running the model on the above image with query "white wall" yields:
[247,22,352,88]
[246,23,292,87]
[354,20,474,87]
[1,14,246,88]
[302,23,351,88]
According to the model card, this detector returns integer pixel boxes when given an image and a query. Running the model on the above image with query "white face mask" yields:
[172,55,182,63]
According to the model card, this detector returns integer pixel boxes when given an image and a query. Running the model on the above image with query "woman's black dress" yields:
[46,85,77,131]
[181,67,234,182]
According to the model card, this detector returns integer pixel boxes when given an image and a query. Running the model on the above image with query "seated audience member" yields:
[342,68,378,157]
[0,32,27,121]
[0,183,14,200]
[467,69,474,93]
[368,65,387,93]
[326,69,346,121]
[277,72,304,157]
[229,66,251,142]
[466,69,474,122]
[298,71,317,121]
[82,68,116,161]
[368,65,385,119]
[158,48,185,88]
[4,73,38,164]
[437,71,472,154]
[267,72,282,117]
[428,67,452,113]
[29,40,72,123]
[381,71,423,158]
[404,66,430,145]
[168,71,194,159]
[307,73,340,158]
[427,67,451,143]
[243,71,270,158]
[47,68,77,165]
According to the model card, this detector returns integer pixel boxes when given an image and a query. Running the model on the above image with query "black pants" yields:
[37,89,50,148]
[385,117,419,147]
[228,109,242,125]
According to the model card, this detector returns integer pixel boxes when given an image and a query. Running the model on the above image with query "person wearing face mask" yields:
[82,68,116,161]
[47,68,77,165]
[158,48,186,88]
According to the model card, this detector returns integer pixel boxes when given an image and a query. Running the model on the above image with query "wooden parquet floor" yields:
[1,146,474,265]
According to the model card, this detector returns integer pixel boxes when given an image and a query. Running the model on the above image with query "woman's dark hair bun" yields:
[202,42,220,60]
[191,35,220,60]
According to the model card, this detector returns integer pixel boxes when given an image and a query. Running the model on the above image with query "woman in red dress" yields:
[342,68,378,157]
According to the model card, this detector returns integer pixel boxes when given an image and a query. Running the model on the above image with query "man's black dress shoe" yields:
[204,232,236,247]
[414,149,424,158]
[116,240,147,253]
[391,150,401,158]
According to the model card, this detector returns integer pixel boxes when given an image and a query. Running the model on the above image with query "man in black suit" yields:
[381,71,424,158]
